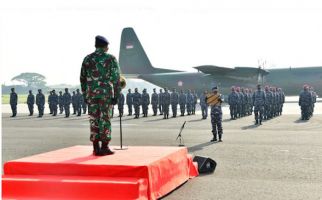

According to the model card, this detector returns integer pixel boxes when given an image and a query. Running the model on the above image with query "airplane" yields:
[119,27,322,96]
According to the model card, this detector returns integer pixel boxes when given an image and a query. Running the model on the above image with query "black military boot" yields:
[255,119,258,125]
[93,141,100,156]
[219,134,223,142]
[100,142,114,156]
[259,120,262,125]
[210,137,217,142]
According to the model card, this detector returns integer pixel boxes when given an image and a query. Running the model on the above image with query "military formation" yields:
[124,88,200,119]
[9,87,87,118]
[227,85,286,125]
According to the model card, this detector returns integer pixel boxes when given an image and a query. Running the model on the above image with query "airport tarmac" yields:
[2,103,322,200]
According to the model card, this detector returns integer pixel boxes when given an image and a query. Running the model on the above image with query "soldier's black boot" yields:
[219,134,223,142]
[255,119,258,125]
[259,119,262,125]
[93,141,100,156]
[100,142,114,156]
[210,137,217,142]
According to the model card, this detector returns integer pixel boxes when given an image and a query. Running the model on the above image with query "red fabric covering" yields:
[3,175,148,200]
[3,146,198,200]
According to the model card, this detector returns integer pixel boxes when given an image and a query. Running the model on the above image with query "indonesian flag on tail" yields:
[126,43,134,49]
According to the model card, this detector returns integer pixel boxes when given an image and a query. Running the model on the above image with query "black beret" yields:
[95,35,109,47]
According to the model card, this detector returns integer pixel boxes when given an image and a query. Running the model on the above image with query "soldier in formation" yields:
[253,84,266,125]
[27,90,35,116]
[192,90,198,115]
[141,89,150,117]
[299,85,313,120]
[133,88,141,119]
[72,91,77,115]
[36,89,45,118]
[51,90,58,116]
[48,91,53,114]
[163,88,171,119]
[179,90,187,116]
[58,91,64,114]
[158,89,164,115]
[151,88,159,116]
[228,86,238,120]
[9,88,18,117]
[186,89,193,115]
[118,92,125,117]
[126,89,133,116]
[63,88,72,118]
[308,87,317,118]
[199,90,208,119]
[170,88,179,117]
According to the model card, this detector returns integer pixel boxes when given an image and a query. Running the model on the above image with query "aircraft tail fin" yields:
[119,27,155,76]
[119,27,181,77]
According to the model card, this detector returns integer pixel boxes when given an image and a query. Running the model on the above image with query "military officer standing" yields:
[186,89,193,115]
[80,35,121,156]
[299,85,312,120]
[48,91,53,114]
[158,89,164,115]
[117,92,125,117]
[63,88,72,118]
[252,84,266,125]
[75,89,83,116]
[199,90,208,119]
[179,90,187,116]
[27,90,35,116]
[264,86,272,120]
[9,88,18,117]
[72,91,77,115]
[170,88,179,117]
[228,86,238,120]
[36,89,45,117]
[209,86,223,142]
[51,90,59,116]
[151,88,159,116]
[133,88,142,119]
[141,89,150,117]
[309,87,316,117]
[163,88,171,119]
[58,91,64,114]
[126,89,133,116]
[82,95,87,114]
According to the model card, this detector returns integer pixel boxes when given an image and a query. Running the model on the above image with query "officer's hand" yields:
[111,97,118,105]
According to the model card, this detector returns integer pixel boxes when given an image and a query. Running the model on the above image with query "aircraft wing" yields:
[194,65,269,78]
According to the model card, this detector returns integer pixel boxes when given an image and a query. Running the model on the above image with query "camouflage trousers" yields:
[211,106,223,139]
[152,104,158,115]
[88,98,113,143]
[229,104,238,119]
[171,104,178,117]
[254,105,264,121]
[127,103,133,115]
[180,104,186,115]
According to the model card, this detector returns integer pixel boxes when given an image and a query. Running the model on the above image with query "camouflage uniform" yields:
[141,89,150,117]
[170,89,179,117]
[36,90,45,117]
[278,88,285,115]
[163,88,171,119]
[63,89,72,117]
[309,88,316,117]
[132,89,142,118]
[118,93,125,117]
[252,86,266,125]
[151,89,159,116]
[126,89,133,116]
[58,91,64,114]
[51,90,59,116]
[186,90,193,115]
[27,91,35,116]
[82,95,87,114]
[210,87,223,142]
[179,90,187,116]
[158,89,164,115]
[80,48,121,144]
[299,86,312,120]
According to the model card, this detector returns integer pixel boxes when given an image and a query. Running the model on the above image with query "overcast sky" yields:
[1,0,322,85]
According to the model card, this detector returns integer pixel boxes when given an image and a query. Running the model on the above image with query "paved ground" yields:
[2,103,322,200]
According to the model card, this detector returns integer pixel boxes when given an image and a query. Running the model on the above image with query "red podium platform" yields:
[3,146,198,200]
